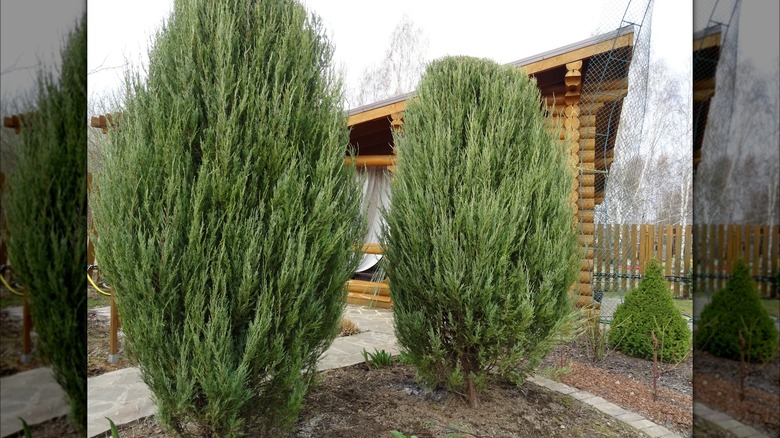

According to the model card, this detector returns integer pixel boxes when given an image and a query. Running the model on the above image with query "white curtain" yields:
[355,166,391,272]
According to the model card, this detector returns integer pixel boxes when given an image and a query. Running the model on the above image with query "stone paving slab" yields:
[87,367,156,437]
[694,402,771,438]
[0,367,69,438]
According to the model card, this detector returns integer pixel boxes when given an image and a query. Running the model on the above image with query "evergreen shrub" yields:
[2,14,87,433]
[384,56,579,407]
[696,259,777,363]
[610,258,691,363]
[90,0,363,435]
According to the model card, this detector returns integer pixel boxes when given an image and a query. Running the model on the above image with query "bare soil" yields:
[0,305,43,377]
[3,415,81,438]
[113,360,648,438]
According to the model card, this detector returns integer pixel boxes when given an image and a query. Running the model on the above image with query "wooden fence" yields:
[592,224,779,299]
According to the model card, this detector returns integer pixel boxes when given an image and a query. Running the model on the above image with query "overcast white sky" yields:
[81,0,693,108]
[1,1,777,116]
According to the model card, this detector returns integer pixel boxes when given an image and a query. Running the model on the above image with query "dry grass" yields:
[339,318,360,337]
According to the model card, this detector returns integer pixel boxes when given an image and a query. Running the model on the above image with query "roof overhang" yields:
[347,25,636,127]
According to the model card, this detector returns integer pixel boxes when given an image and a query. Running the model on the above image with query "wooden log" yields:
[546,102,603,117]
[545,89,628,107]
[576,294,599,309]
[581,258,592,271]
[579,222,595,235]
[572,282,592,295]
[578,198,595,210]
[346,292,393,309]
[576,173,596,185]
[577,186,596,199]
[579,210,595,223]
[578,271,591,283]
[360,243,383,255]
[344,155,395,167]
[346,279,391,296]
[578,234,594,247]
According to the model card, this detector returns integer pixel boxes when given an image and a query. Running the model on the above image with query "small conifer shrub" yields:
[696,259,777,363]
[384,56,579,408]
[609,258,691,363]
[3,14,87,433]
[91,0,363,435]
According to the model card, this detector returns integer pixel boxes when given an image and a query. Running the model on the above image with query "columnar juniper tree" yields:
[2,14,87,433]
[90,0,363,435]
[384,56,579,408]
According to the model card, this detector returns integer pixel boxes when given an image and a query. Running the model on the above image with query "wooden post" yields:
[21,293,32,362]
[665,226,673,294]
[562,59,595,315]
[0,172,8,285]
[108,292,120,363]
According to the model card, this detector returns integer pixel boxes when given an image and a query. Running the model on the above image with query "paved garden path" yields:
[1,304,724,437]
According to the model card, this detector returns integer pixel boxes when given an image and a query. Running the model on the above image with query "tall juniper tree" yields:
[3,13,87,433]
[384,56,579,408]
[90,0,363,435]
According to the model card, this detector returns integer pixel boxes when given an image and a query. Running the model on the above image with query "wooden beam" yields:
[360,243,383,255]
[346,279,390,296]
[344,155,395,167]
[519,32,634,75]
[346,292,393,309]
[694,32,721,52]
[348,101,408,127]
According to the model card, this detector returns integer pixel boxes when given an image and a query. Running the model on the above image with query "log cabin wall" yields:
[344,29,635,310]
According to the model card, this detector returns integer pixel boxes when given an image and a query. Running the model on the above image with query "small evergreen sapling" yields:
[696,259,777,363]
[609,258,691,363]
[384,56,579,408]
[91,0,363,435]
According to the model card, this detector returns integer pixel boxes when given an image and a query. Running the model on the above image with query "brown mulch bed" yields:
[693,350,780,436]
[540,336,693,436]
[114,361,648,437]
[561,362,691,433]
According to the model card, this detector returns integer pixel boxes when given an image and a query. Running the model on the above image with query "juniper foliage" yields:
[383,56,579,407]
[2,14,87,433]
[90,1,363,435]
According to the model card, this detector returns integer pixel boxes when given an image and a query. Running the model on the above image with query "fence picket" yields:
[587,224,774,299]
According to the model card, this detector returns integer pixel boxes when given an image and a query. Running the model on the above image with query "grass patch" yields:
[87,288,112,309]
[538,365,573,382]
[0,290,24,309]
[673,299,693,318]
[760,299,780,319]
